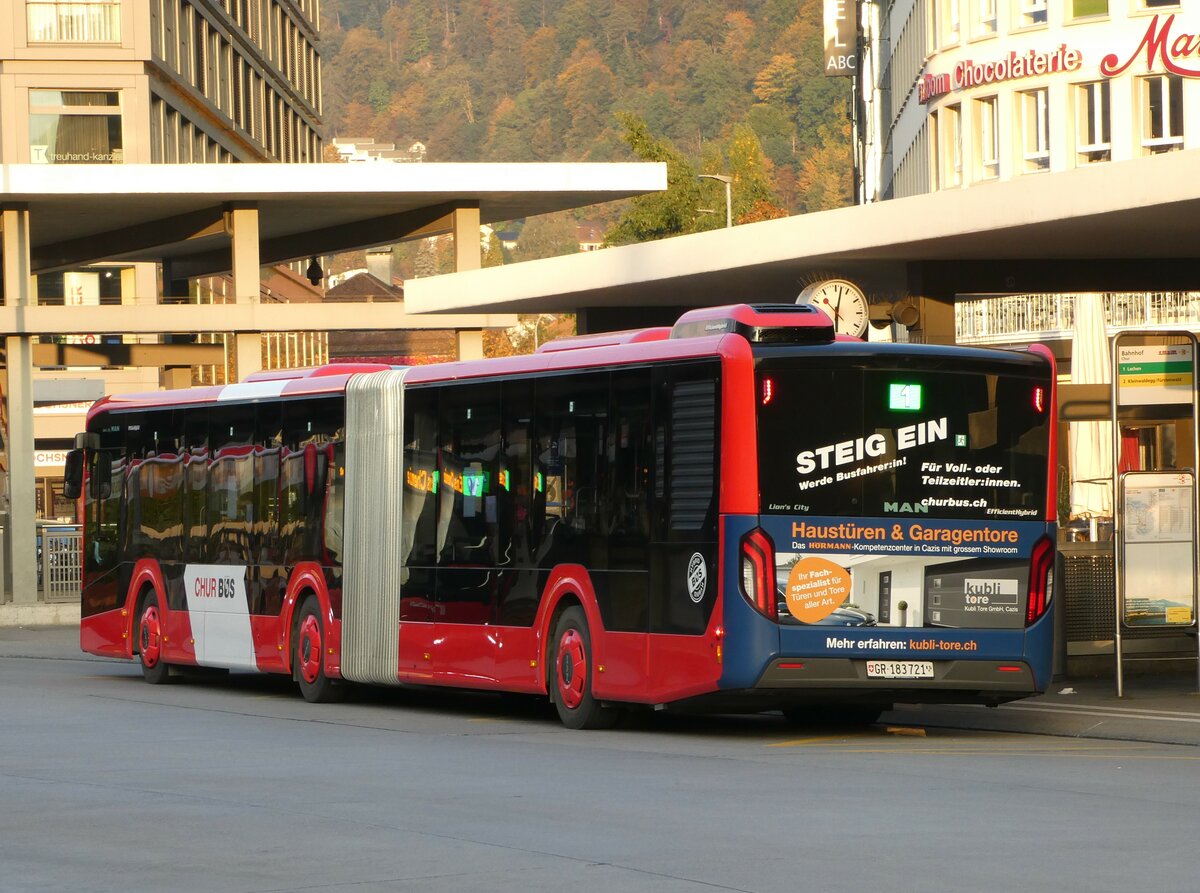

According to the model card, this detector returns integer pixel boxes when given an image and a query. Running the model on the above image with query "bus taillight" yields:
[1026,536,1055,625]
[740,528,776,620]
[761,377,775,405]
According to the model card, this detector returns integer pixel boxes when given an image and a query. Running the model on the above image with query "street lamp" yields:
[698,173,732,229]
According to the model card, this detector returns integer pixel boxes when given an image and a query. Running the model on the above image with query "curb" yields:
[0,603,81,628]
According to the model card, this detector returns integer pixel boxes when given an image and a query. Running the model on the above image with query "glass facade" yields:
[26,0,120,42]
[29,90,123,164]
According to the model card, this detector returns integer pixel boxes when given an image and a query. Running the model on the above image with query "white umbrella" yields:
[1069,293,1113,530]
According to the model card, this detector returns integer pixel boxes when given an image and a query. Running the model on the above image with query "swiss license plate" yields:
[866,660,934,679]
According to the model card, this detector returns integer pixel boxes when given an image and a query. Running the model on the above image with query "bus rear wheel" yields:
[294,598,343,704]
[137,591,171,685]
[551,606,618,730]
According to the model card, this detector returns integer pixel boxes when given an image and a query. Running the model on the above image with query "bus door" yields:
[646,365,723,699]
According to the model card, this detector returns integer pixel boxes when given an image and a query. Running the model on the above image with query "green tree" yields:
[605,113,703,245]
[517,211,579,260]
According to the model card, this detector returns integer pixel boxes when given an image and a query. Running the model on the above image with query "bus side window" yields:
[436,382,501,622]
[183,410,209,564]
[401,386,438,621]
[281,396,344,566]
[208,403,255,565]
[322,441,345,567]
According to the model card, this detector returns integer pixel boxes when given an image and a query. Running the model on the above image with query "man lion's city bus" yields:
[68,304,1057,728]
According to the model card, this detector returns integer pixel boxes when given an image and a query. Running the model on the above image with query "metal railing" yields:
[38,524,81,603]
[26,1,121,42]
[956,292,1200,344]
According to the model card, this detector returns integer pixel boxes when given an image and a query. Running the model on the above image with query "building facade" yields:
[851,1,1200,663]
[1,0,323,523]
[2,0,321,164]
[861,0,1199,201]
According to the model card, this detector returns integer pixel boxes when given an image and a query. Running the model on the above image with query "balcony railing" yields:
[27,1,120,43]
[956,292,1200,344]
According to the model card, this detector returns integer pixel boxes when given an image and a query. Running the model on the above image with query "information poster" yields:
[1121,471,1196,628]
[1116,343,1194,406]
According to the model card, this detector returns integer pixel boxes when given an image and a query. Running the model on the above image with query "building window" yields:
[26,0,120,42]
[1019,0,1046,26]
[940,0,960,45]
[1020,88,1049,172]
[972,0,997,35]
[1142,0,1179,6]
[1070,0,1107,18]
[1076,81,1110,163]
[974,96,999,179]
[29,90,123,164]
[942,103,962,187]
[1141,74,1184,153]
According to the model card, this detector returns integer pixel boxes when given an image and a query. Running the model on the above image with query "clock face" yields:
[801,279,869,338]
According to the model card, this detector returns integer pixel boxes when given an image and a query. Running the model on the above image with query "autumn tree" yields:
[797,119,853,212]
[726,123,784,222]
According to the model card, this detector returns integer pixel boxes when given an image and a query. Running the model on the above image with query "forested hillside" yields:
[320,0,853,234]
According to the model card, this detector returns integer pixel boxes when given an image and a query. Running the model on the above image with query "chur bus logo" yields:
[883,501,929,514]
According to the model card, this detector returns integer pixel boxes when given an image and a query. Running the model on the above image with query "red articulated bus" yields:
[68,304,1058,728]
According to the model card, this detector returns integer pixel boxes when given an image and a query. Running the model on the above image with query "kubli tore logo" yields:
[884,502,929,514]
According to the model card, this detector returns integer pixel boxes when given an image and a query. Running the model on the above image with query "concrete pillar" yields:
[227,206,263,379]
[1,209,38,605]
[456,329,484,361]
[451,206,483,359]
[450,205,481,273]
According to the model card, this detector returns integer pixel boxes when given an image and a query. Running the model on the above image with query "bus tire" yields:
[294,597,343,704]
[137,591,171,685]
[550,606,618,730]
[781,704,886,726]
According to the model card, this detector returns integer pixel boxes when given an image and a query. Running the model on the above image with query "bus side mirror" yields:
[63,449,85,500]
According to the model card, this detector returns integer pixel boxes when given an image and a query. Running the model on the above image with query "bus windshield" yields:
[756,352,1051,520]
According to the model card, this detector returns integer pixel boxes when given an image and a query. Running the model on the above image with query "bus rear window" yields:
[756,356,1051,520]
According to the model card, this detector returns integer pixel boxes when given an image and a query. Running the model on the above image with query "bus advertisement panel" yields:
[725,349,1055,702]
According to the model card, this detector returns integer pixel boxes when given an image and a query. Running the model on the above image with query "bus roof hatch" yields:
[670,304,835,344]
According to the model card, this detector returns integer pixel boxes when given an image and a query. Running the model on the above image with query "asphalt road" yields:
[4,630,1200,893]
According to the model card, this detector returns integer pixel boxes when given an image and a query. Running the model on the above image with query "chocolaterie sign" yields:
[919,13,1200,105]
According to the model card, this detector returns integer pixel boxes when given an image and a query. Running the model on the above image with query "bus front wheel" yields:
[551,606,618,730]
[293,598,343,704]
[137,591,171,685]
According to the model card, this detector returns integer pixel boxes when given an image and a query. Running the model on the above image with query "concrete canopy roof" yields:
[0,162,667,277]
[404,150,1200,314]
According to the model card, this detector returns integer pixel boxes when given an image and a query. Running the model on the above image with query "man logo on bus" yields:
[687,553,707,603]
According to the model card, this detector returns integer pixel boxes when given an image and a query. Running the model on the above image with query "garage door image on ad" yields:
[756,351,1053,631]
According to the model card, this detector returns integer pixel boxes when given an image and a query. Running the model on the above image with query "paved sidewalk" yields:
[886,675,1200,746]
[6,624,1200,745]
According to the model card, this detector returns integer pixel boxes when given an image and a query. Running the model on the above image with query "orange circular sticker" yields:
[783,557,852,623]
